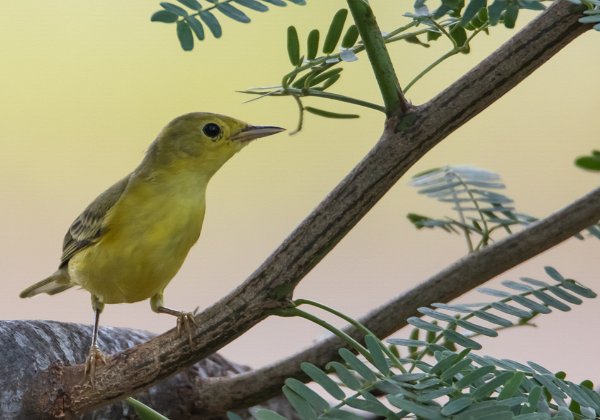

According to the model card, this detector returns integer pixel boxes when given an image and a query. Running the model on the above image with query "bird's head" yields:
[144,112,284,176]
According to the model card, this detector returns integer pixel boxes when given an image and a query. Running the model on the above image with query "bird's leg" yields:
[151,293,197,345]
[84,295,106,385]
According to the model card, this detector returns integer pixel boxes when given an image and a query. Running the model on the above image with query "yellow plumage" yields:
[19,112,283,379]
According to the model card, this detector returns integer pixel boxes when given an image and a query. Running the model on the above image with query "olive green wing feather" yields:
[21,176,131,298]
[60,175,131,267]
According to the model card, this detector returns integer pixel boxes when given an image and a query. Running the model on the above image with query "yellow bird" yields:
[20,112,284,379]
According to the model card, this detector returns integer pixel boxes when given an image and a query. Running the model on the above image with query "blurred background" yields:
[1,1,598,382]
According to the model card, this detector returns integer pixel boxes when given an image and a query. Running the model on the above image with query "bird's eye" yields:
[202,123,221,139]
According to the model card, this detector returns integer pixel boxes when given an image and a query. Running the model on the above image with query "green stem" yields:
[295,299,406,371]
[347,0,407,115]
[286,88,385,112]
[290,95,304,135]
[405,49,458,93]
[275,306,371,360]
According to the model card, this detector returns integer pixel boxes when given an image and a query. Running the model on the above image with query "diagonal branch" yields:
[21,0,591,416]
[195,185,600,411]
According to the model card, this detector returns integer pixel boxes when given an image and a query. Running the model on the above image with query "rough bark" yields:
[9,0,594,417]
[3,321,293,419]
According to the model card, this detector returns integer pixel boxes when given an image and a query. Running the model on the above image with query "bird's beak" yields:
[230,125,285,143]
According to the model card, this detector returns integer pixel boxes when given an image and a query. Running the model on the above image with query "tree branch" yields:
[195,185,600,411]
[3,320,292,419]
[346,0,408,115]
[20,0,591,416]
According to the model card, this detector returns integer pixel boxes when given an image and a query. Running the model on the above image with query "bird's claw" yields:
[176,311,197,345]
[84,345,106,386]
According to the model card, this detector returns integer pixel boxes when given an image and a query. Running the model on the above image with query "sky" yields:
[1,1,599,383]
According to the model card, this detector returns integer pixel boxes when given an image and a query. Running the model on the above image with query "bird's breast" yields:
[69,176,207,304]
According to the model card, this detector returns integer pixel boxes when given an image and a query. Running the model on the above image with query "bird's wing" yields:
[60,175,131,267]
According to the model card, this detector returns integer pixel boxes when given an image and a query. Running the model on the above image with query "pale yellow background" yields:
[1,1,599,383]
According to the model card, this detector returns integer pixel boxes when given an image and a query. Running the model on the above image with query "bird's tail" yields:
[20,269,73,298]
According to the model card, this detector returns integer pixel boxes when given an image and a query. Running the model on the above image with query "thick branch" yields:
[196,186,600,410]
[23,0,590,416]
[4,321,292,419]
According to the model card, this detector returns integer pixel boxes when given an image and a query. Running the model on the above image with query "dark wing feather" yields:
[60,176,130,267]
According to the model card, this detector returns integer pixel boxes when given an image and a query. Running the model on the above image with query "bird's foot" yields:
[84,345,106,386]
[176,308,198,345]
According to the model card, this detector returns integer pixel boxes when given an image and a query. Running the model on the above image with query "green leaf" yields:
[284,378,329,411]
[327,361,362,390]
[177,20,194,50]
[287,0,306,4]
[282,386,317,419]
[216,3,251,23]
[450,25,467,47]
[575,151,600,171]
[287,26,300,66]
[456,319,498,337]
[345,396,390,416]
[477,287,511,298]
[519,0,546,11]
[498,372,525,400]
[522,385,543,414]
[533,374,567,403]
[318,74,341,91]
[301,362,345,400]
[341,24,359,48]
[491,302,531,318]
[306,29,320,60]
[430,349,469,375]
[365,335,390,375]
[548,286,583,305]
[199,10,222,37]
[443,330,482,349]
[472,371,514,400]
[227,413,243,420]
[323,9,348,54]
[473,310,512,327]
[177,0,201,10]
[151,10,179,23]
[417,307,457,322]
[161,2,188,16]
[253,409,288,420]
[561,280,597,298]
[387,338,429,347]
[307,68,343,87]
[126,398,169,420]
[186,16,205,40]
[235,0,269,12]
[461,0,487,25]
[503,3,519,28]
[531,290,570,311]
[339,348,377,382]
[304,107,359,119]
[442,397,474,416]
[440,359,473,382]
[501,280,533,292]
[519,277,550,288]
[407,317,443,332]
[262,0,286,5]
[488,0,507,25]
[387,395,443,418]
[455,365,496,389]
[544,266,565,281]
[428,30,443,41]
[512,295,551,314]
[418,386,455,401]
